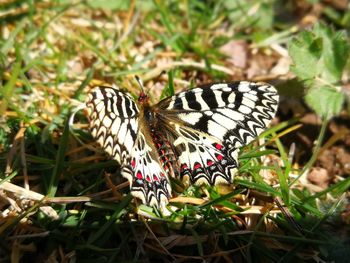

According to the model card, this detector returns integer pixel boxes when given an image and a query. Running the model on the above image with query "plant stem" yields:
[290,119,328,186]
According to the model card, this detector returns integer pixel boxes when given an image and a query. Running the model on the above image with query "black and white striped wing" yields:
[155,81,279,185]
[86,86,138,164]
[167,124,239,185]
[86,87,171,207]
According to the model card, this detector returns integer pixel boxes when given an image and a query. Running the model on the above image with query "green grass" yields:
[1,1,350,262]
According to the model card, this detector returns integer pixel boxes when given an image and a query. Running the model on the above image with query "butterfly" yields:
[85,81,279,209]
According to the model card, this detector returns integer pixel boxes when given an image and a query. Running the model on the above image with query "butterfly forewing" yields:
[156,82,278,146]
[86,87,139,164]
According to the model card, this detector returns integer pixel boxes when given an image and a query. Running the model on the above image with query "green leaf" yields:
[256,2,274,30]
[303,176,350,202]
[346,94,350,116]
[86,0,130,10]
[87,195,132,245]
[313,23,350,83]
[289,23,350,84]
[47,120,70,197]
[0,171,18,185]
[289,23,349,118]
[223,0,274,30]
[275,162,290,206]
[160,70,175,99]
[305,86,345,119]
[288,31,322,80]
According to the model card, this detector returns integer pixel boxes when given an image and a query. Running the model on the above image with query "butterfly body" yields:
[86,82,279,208]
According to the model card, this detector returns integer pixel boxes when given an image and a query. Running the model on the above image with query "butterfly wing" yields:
[154,81,279,185]
[123,131,171,207]
[167,124,239,185]
[86,87,171,207]
[86,86,138,164]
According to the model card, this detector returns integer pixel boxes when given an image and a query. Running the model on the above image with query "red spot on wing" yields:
[131,159,136,168]
[215,143,223,150]
[153,175,159,181]
[207,160,214,166]
[160,173,165,177]
[136,171,142,180]
[194,163,202,170]
[216,154,223,161]
[146,175,151,182]
[181,164,188,170]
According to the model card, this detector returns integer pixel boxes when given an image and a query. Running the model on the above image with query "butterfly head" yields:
[138,92,150,104]
[135,75,150,105]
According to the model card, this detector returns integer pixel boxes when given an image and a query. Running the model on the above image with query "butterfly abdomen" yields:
[151,130,179,178]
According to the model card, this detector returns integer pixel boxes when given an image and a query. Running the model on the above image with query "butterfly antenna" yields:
[135,75,149,103]
[135,75,145,93]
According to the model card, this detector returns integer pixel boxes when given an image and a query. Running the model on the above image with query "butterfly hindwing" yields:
[123,131,171,207]
[171,125,239,185]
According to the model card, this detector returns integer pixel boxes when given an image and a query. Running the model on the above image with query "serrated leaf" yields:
[288,31,322,80]
[289,23,350,84]
[305,86,345,119]
[314,23,350,83]
[289,23,349,118]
